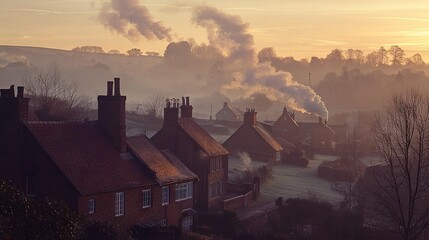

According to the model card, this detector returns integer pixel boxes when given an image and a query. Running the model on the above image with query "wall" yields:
[78,182,194,232]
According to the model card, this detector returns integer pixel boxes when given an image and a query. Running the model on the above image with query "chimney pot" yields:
[186,96,190,106]
[114,77,121,96]
[17,86,24,98]
[107,81,113,96]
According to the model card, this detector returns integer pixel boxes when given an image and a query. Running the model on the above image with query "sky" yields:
[1,0,429,60]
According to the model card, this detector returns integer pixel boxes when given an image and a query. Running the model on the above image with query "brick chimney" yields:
[223,102,228,108]
[0,85,29,125]
[318,116,322,124]
[244,108,257,126]
[180,96,193,118]
[163,98,179,127]
[97,78,126,152]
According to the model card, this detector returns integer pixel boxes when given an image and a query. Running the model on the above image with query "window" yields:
[142,189,151,208]
[176,182,193,201]
[160,219,167,227]
[276,151,281,161]
[162,186,169,205]
[115,192,124,216]
[181,215,193,231]
[209,181,223,198]
[26,176,36,196]
[88,199,95,214]
[210,157,222,172]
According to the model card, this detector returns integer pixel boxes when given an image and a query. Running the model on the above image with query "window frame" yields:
[162,186,169,206]
[142,189,152,208]
[88,199,95,214]
[175,182,193,202]
[115,192,124,216]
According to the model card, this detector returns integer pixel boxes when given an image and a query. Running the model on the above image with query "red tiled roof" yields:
[127,135,197,185]
[178,118,229,156]
[25,121,155,195]
[253,123,283,152]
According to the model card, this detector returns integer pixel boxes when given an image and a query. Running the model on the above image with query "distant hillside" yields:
[0,45,227,118]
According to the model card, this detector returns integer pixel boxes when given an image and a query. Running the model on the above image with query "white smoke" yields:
[192,6,328,119]
[98,0,172,42]
[237,151,252,170]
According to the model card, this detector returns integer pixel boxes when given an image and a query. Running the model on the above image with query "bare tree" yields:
[23,65,91,121]
[368,90,429,240]
[143,93,166,120]
[257,47,277,63]
[389,45,406,66]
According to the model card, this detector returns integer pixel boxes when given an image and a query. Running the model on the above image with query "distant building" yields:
[215,102,242,121]
[151,97,230,212]
[223,108,284,164]
[0,79,198,232]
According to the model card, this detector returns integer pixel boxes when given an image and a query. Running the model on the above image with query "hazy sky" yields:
[2,0,429,60]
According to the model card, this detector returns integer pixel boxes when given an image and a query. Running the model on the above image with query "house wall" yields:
[78,182,195,231]
[19,129,80,210]
[215,108,239,121]
[224,126,282,164]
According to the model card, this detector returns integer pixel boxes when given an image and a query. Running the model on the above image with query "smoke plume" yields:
[192,6,328,118]
[98,0,172,42]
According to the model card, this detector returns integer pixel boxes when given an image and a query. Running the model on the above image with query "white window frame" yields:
[209,180,223,199]
[175,182,193,201]
[115,192,124,216]
[276,151,281,161]
[162,186,169,206]
[88,199,95,214]
[142,189,151,208]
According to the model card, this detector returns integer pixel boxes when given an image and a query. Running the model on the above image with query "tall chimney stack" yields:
[98,78,126,152]
[163,98,179,127]
[107,81,113,96]
[114,77,121,96]
[0,85,29,125]
[244,108,257,126]
[180,96,193,118]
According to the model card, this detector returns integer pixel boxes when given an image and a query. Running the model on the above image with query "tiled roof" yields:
[298,122,335,134]
[127,135,197,185]
[25,121,155,195]
[253,123,283,152]
[178,118,229,156]
[216,105,242,117]
[274,111,299,128]
[161,150,198,181]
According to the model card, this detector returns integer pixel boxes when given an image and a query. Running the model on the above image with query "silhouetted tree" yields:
[377,46,389,65]
[325,49,344,65]
[127,48,143,56]
[22,64,90,121]
[107,49,121,55]
[388,45,406,66]
[145,52,159,57]
[369,90,429,240]
[257,47,277,63]
[164,41,192,66]
[72,46,105,54]
[143,93,166,120]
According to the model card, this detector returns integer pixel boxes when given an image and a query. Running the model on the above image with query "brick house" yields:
[223,108,284,164]
[0,79,198,232]
[151,97,230,212]
[215,102,242,121]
